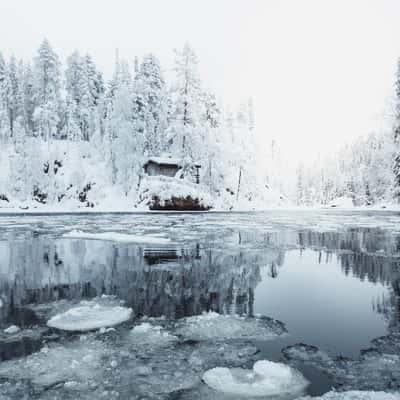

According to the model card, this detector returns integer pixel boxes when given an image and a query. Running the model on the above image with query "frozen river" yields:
[0,210,399,399]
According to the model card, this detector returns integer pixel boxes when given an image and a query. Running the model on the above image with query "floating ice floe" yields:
[174,311,286,341]
[63,229,172,244]
[0,337,107,391]
[282,340,400,392]
[202,360,308,397]
[0,322,263,399]
[371,333,400,355]
[298,391,400,400]
[47,299,132,331]
[0,326,52,361]
[114,338,260,398]
[4,325,20,334]
[130,322,178,347]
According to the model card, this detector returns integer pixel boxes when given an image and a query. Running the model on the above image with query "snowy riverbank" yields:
[0,202,399,215]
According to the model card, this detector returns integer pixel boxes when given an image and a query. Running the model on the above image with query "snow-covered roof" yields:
[144,156,201,168]
[146,156,182,166]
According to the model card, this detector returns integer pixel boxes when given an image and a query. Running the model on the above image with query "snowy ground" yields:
[1,198,400,214]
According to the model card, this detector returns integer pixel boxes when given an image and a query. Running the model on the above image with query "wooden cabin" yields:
[143,156,201,184]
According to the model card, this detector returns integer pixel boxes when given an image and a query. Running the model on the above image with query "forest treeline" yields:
[293,59,400,207]
[1,38,399,209]
[0,40,274,209]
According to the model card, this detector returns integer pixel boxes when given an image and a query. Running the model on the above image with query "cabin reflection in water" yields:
[143,244,201,265]
[0,227,399,329]
[0,238,266,325]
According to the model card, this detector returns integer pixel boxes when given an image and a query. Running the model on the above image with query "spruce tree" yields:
[7,56,18,134]
[393,57,400,200]
[169,43,204,159]
[134,54,168,155]
[33,39,62,140]
[0,53,11,142]
[23,63,35,134]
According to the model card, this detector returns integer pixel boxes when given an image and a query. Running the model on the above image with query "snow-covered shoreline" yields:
[0,203,399,215]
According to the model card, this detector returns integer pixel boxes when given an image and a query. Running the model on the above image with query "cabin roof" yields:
[144,156,201,168]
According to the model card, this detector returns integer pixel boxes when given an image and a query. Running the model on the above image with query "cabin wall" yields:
[145,163,180,177]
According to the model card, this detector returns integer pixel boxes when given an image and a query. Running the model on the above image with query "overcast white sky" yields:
[1,0,400,165]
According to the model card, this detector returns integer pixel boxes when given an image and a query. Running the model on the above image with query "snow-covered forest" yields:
[2,39,400,210]
[294,129,395,207]
[292,59,400,208]
[0,39,278,211]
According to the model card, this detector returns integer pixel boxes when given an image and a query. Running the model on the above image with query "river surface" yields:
[0,210,399,399]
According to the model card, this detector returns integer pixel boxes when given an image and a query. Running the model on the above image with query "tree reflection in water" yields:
[0,226,398,329]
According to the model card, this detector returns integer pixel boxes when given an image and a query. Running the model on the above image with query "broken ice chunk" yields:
[175,311,286,341]
[4,325,20,334]
[47,299,132,332]
[130,322,178,347]
[0,337,107,390]
[202,360,308,397]
[298,390,400,400]
[282,342,400,392]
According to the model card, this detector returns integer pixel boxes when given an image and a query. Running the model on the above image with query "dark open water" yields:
[0,210,398,398]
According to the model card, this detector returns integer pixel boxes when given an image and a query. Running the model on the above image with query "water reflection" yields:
[0,237,280,324]
[295,229,400,331]
[0,224,399,336]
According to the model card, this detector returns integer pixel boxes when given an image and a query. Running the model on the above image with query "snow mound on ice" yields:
[175,311,286,341]
[130,322,178,347]
[63,229,172,244]
[298,391,400,400]
[202,360,308,397]
[47,299,132,331]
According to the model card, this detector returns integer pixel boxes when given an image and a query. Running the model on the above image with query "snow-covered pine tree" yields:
[296,163,305,206]
[22,63,35,134]
[393,57,400,200]
[134,54,168,155]
[108,55,132,100]
[65,51,82,104]
[103,56,145,194]
[233,100,259,203]
[247,97,255,133]
[168,43,205,159]
[80,54,104,140]
[33,39,62,140]
[64,95,81,141]
[15,61,27,127]
[65,51,85,140]
[107,85,144,195]
[0,101,10,144]
[0,53,12,142]
[203,91,220,129]
[9,116,28,200]
[84,54,104,106]
[7,56,19,134]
